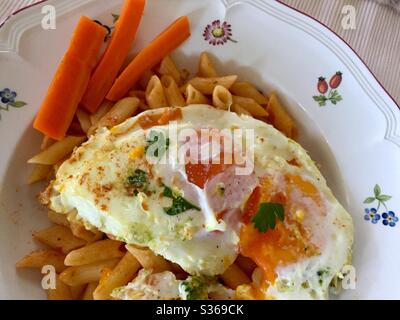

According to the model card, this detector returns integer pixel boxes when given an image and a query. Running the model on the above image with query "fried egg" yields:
[48,105,353,299]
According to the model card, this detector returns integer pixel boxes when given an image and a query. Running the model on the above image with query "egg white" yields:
[49,105,353,298]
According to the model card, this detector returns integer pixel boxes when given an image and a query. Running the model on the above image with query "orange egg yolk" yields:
[185,131,233,189]
[186,162,228,189]
[240,175,320,288]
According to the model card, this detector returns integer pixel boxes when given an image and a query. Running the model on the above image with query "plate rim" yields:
[1,0,397,111]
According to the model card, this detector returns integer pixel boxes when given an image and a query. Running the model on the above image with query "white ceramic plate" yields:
[0,0,399,300]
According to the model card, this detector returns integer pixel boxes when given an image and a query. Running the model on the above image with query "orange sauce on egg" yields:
[185,162,228,189]
[138,108,182,129]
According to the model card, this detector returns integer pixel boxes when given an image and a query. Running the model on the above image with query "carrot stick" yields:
[81,0,146,113]
[33,16,106,140]
[106,16,191,101]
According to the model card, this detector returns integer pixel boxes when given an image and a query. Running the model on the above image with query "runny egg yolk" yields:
[240,175,320,288]
[186,161,228,189]
[184,131,233,189]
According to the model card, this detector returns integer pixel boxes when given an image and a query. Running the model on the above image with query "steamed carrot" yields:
[81,0,146,113]
[106,16,191,101]
[33,16,106,140]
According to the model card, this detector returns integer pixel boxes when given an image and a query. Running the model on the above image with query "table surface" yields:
[1,0,399,105]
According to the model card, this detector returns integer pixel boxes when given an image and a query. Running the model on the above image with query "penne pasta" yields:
[52,157,68,177]
[128,90,146,100]
[65,240,125,266]
[157,55,182,85]
[230,81,269,105]
[212,85,233,110]
[28,136,86,165]
[69,284,87,300]
[139,69,156,90]
[76,108,92,134]
[161,75,186,107]
[128,90,148,110]
[90,100,114,126]
[95,97,140,129]
[180,69,190,84]
[185,84,210,105]
[41,135,55,150]
[47,275,73,300]
[33,225,87,254]
[183,75,237,95]
[145,75,168,109]
[235,255,257,276]
[220,263,252,290]
[67,210,104,243]
[232,95,268,117]
[231,103,252,116]
[82,282,98,300]
[16,250,67,273]
[126,245,172,273]
[93,252,141,300]
[198,52,218,77]
[59,258,120,287]
[267,93,297,139]
[47,211,69,227]
[28,164,52,184]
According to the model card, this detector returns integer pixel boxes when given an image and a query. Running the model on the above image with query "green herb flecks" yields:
[317,268,330,285]
[180,276,208,300]
[163,185,200,216]
[251,202,285,233]
[126,169,148,196]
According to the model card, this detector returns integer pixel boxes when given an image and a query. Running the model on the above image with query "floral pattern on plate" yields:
[364,184,397,227]
[203,20,237,45]
[0,88,27,120]
[313,72,343,107]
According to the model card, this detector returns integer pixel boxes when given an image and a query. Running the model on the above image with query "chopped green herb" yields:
[251,202,285,233]
[317,268,330,285]
[145,130,170,159]
[163,185,201,216]
[126,169,148,196]
[180,276,208,300]
[317,268,329,277]
[127,169,148,189]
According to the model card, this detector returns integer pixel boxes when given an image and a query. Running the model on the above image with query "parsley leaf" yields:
[251,202,285,233]
[163,185,200,216]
